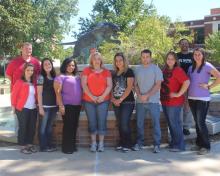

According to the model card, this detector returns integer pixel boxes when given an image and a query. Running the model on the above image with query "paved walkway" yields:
[1,94,220,176]
[0,143,220,176]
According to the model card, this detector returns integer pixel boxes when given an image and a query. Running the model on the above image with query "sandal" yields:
[28,146,38,153]
[20,148,32,154]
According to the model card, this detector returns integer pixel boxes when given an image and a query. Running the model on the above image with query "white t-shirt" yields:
[24,85,36,109]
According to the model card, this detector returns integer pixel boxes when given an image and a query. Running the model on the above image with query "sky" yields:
[62,0,220,43]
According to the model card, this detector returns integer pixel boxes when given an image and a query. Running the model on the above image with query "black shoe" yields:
[63,151,73,154]
[73,147,78,152]
[183,128,190,135]
[40,149,48,152]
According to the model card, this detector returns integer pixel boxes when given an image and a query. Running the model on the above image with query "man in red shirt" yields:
[6,42,41,91]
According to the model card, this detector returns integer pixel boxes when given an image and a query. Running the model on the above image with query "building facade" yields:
[184,8,220,45]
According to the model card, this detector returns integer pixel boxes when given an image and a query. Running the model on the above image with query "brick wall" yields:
[51,111,168,147]
[210,8,220,15]
[204,23,213,37]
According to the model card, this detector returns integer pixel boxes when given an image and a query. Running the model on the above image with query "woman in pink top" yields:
[81,52,112,152]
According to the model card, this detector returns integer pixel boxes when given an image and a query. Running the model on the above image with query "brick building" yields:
[184,8,220,45]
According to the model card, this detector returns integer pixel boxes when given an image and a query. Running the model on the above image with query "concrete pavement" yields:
[0,143,220,176]
[1,94,220,176]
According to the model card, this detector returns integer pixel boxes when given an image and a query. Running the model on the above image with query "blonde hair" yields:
[89,52,104,69]
[113,52,129,73]
[20,42,32,49]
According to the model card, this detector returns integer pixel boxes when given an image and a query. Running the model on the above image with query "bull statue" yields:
[62,22,120,63]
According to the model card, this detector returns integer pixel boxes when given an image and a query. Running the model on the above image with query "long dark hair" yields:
[21,63,34,83]
[164,51,179,70]
[161,51,179,101]
[113,52,129,73]
[40,58,56,78]
[192,48,206,73]
[60,57,78,75]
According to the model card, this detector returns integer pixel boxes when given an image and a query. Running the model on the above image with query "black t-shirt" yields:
[112,68,135,103]
[177,52,193,73]
[37,75,57,106]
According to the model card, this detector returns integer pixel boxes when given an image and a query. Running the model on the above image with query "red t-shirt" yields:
[160,67,189,106]
[6,56,41,91]
[82,67,111,102]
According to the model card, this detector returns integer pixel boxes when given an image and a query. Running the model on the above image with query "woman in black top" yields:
[37,58,57,152]
[111,52,135,152]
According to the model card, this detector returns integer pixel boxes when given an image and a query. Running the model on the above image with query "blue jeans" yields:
[136,103,161,146]
[162,105,185,150]
[188,99,210,149]
[39,107,58,150]
[84,101,109,135]
[113,102,135,148]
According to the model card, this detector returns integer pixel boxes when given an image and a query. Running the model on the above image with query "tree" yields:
[0,0,35,56]
[167,21,193,51]
[0,0,78,59]
[28,0,78,59]
[206,32,220,63]
[76,0,155,38]
[76,0,192,65]
[100,16,192,65]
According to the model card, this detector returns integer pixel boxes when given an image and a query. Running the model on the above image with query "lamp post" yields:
[1,53,7,84]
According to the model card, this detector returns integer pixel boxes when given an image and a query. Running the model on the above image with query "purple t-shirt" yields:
[188,62,214,98]
[55,75,82,105]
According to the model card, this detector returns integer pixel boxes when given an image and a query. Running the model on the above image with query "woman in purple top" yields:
[54,58,82,154]
[188,48,220,155]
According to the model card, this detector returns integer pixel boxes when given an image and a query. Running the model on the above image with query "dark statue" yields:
[62,22,120,63]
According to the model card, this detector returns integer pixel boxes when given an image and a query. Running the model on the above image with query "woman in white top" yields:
[11,63,38,154]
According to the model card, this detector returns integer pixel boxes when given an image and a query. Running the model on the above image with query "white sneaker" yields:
[90,143,97,152]
[153,146,160,153]
[122,147,131,153]
[98,143,104,152]
[132,144,143,151]
[115,146,123,151]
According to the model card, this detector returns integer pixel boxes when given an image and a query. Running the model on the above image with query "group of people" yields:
[6,40,220,156]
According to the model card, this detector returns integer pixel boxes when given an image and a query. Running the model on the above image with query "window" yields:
[194,27,205,44]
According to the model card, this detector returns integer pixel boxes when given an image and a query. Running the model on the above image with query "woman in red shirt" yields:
[160,51,190,152]
[11,63,38,154]
[81,52,112,152]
